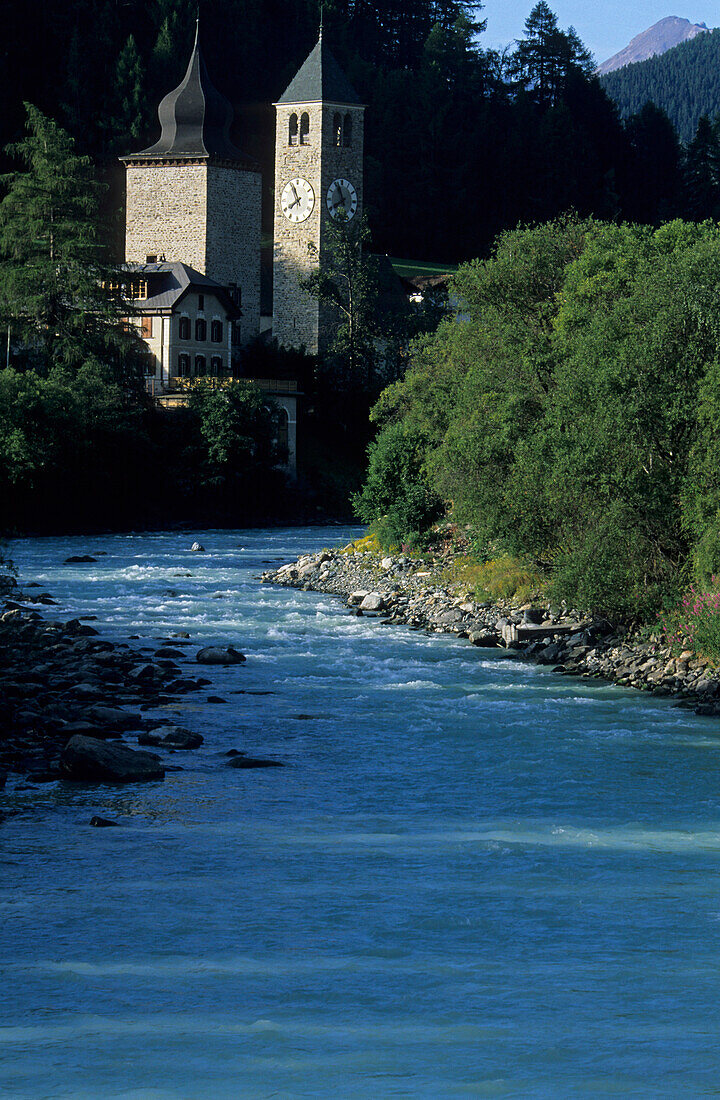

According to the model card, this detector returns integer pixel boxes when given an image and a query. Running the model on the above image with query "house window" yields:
[142,353,155,376]
[179,316,190,340]
[140,316,152,339]
[210,356,222,376]
[211,320,223,343]
[300,112,310,144]
[289,113,298,146]
[232,322,242,347]
[178,353,190,377]
[343,113,353,147]
[195,318,207,341]
[333,112,342,147]
[198,294,205,311]
[195,354,206,376]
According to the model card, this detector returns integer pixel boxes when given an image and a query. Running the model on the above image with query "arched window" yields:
[300,112,310,144]
[178,353,190,377]
[195,355,206,376]
[195,318,207,341]
[343,113,353,147]
[211,320,223,343]
[179,316,190,340]
[277,406,289,457]
[210,356,223,376]
[288,113,298,146]
[333,112,342,147]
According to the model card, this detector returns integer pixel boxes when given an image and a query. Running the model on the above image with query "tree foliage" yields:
[358,217,720,618]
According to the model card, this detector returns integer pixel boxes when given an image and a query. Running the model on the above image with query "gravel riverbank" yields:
[263,547,720,718]
[0,581,249,793]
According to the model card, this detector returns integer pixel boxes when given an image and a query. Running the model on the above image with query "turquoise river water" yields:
[3,528,720,1098]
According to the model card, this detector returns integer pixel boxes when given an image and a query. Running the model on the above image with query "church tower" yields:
[272,33,365,354]
[121,24,261,344]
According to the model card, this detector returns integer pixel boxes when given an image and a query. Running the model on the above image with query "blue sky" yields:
[482,2,719,64]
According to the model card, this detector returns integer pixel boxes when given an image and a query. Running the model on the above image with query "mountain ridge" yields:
[598,16,709,76]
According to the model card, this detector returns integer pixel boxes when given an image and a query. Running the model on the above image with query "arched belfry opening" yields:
[300,112,310,144]
[289,113,298,146]
[343,113,352,147]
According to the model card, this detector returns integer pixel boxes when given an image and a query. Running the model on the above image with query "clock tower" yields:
[272,32,365,355]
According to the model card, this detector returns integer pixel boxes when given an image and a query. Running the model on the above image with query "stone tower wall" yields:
[125,160,261,345]
[205,165,261,343]
[125,163,208,272]
[273,102,365,354]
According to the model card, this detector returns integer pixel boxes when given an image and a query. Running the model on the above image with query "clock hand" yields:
[291,184,300,203]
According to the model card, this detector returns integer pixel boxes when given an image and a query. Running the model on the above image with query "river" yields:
[3,527,720,1098]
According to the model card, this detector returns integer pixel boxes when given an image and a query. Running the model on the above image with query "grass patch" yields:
[433,555,544,602]
[339,532,384,555]
[388,257,458,279]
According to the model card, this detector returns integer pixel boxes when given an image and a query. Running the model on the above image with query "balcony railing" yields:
[145,376,299,398]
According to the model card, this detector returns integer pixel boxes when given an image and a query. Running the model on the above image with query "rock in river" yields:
[227,756,284,769]
[190,542,205,552]
[196,646,246,665]
[60,735,165,783]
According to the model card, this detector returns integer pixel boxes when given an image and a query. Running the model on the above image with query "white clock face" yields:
[326,178,358,220]
[281,178,315,222]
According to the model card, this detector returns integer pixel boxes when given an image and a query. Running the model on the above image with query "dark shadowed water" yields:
[3,528,720,1098]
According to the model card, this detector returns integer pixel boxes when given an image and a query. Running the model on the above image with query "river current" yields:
[3,527,720,1098]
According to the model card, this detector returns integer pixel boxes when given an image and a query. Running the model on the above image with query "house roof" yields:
[121,23,258,169]
[277,34,363,106]
[123,261,240,318]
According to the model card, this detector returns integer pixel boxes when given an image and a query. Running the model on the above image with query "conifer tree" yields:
[112,35,146,145]
[0,105,134,373]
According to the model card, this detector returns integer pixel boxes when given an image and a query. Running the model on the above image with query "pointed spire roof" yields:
[277,35,363,107]
[123,21,256,166]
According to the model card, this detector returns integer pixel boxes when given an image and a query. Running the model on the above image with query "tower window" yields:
[211,320,223,343]
[333,112,342,147]
[343,113,353,147]
[300,112,310,145]
[289,113,298,146]
[197,294,205,311]
[179,316,191,340]
[146,254,157,264]
[195,354,206,376]
[195,318,207,341]
[178,353,190,377]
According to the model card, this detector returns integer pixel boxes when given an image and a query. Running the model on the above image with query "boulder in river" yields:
[196,646,246,665]
[89,816,120,827]
[190,542,205,552]
[64,555,97,564]
[60,735,165,783]
[157,726,204,750]
[227,755,284,769]
[359,593,384,612]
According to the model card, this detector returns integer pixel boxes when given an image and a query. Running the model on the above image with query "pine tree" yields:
[685,114,720,218]
[112,35,146,146]
[0,105,133,372]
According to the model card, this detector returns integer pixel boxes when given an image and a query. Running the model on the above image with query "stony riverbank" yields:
[0,580,257,794]
[262,547,720,717]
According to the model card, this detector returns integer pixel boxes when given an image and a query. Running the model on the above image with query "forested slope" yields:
[601,28,720,142]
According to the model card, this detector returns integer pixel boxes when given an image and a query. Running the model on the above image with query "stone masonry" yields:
[273,102,365,354]
[125,161,261,345]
